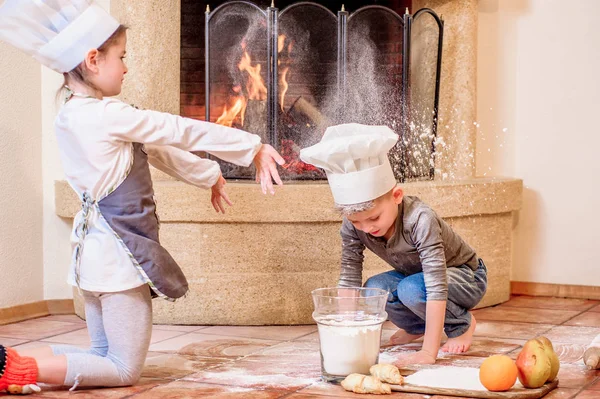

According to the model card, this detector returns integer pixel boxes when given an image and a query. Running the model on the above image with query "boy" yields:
[300,123,487,366]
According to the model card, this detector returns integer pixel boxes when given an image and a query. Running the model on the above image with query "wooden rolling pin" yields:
[584,333,600,369]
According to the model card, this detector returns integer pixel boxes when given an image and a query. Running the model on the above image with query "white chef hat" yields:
[300,123,399,205]
[0,0,120,73]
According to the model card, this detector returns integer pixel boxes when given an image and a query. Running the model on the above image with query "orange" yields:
[479,354,518,392]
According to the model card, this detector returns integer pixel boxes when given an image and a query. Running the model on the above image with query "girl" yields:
[0,0,284,394]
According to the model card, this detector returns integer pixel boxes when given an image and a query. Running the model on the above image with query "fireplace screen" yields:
[192,1,443,181]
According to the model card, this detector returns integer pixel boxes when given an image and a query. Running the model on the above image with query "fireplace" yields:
[181,0,443,182]
[59,0,523,325]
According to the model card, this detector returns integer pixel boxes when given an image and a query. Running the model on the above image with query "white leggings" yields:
[51,285,152,388]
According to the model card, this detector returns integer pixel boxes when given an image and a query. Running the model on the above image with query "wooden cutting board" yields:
[390,379,558,398]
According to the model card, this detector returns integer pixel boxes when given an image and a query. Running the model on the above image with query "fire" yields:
[214,36,293,125]
[215,85,246,127]
[238,41,267,101]
[278,35,293,111]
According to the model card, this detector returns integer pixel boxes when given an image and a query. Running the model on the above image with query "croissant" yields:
[341,373,392,395]
[369,363,403,384]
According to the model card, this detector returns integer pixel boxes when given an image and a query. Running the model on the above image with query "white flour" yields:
[404,366,519,391]
[315,315,385,376]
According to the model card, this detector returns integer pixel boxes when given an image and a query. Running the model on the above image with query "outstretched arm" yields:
[144,145,221,189]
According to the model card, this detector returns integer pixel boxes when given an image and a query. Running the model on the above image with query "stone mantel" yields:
[56,177,522,223]
[56,177,522,325]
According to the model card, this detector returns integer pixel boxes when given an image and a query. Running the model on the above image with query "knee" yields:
[364,274,389,291]
[364,275,394,301]
[118,367,143,387]
[396,277,426,308]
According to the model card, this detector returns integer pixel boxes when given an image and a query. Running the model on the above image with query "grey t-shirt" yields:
[339,195,479,301]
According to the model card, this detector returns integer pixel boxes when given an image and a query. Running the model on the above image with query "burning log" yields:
[288,96,329,130]
[242,99,268,143]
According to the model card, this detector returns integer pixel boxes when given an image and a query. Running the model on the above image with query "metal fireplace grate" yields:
[202,1,443,181]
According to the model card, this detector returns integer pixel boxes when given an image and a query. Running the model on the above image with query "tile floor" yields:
[1,295,599,398]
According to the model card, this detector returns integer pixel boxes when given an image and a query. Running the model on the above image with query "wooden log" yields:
[243,99,268,143]
[288,96,329,129]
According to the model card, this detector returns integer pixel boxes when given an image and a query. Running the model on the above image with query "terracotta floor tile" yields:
[132,380,290,398]
[35,377,167,398]
[40,328,92,346]
[152,324,210,332]
[252,339,321,357]
[13,340,69,351]
[564,311,600,327]
[587,377,600,390]
[149,332,280,358]
[458,338,521,358]
[200,325,317,341]
[575,391,600,399]
[0,337,28,346]
[143,352,234,380]
[182,359,320,391]
[37,327,187,347]
[503,296,599,311]
[297,331,320,342]
[474,320,555,339]
[0,318,85,340]
[554,343,587,364]
[542,388,584,399]
[434,355,487,368]
[472,307,579,324]
[543,326,600,345]
[555,363,598,389]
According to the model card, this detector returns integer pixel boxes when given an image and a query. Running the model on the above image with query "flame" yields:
[215,36,293,125]
[277,35,293,111]
[238,42,267,101]
[215,85,246,127]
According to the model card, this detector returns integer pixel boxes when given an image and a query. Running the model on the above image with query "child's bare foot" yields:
[441,314,476,354]
[388,329,424,345]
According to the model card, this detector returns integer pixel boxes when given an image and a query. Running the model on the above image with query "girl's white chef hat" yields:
[0,0,120,73]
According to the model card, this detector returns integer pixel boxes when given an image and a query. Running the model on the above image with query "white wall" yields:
[0,43,44,307]
[41,67,73,300]
[40,0,112,300]
[477,0,600,285]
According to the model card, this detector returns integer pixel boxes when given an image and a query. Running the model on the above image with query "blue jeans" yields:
[364,259,487,338]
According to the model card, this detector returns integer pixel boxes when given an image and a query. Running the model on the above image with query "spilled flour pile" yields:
[404,366,516,391]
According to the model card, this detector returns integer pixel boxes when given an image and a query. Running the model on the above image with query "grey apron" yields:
[75,143,188,301]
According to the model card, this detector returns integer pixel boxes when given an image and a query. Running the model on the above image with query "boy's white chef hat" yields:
[300,123,399,205]
[0,0,120,73]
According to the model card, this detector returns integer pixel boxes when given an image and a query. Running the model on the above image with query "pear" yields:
[536,336,560,382]
[516,339,552,388]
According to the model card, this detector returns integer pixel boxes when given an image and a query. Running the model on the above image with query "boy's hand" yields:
[253,144,285,195]
[211,175,233,213]
[392,350,436,367]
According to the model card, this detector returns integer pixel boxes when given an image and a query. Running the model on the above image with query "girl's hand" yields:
[392,350,436,368]
[211,175,233,214]
[253,144,285,195]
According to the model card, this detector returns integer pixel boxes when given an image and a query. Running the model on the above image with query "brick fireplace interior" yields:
[181,0,414,180]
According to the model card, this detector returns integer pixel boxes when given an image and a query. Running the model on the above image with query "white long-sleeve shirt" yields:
[55,96,261,292]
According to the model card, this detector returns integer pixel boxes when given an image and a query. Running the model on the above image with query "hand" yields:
[392,350,436,368]
[211,175,233,214]
[253,144,285,195]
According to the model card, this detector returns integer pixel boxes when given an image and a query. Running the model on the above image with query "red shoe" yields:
[0,345,40,395]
